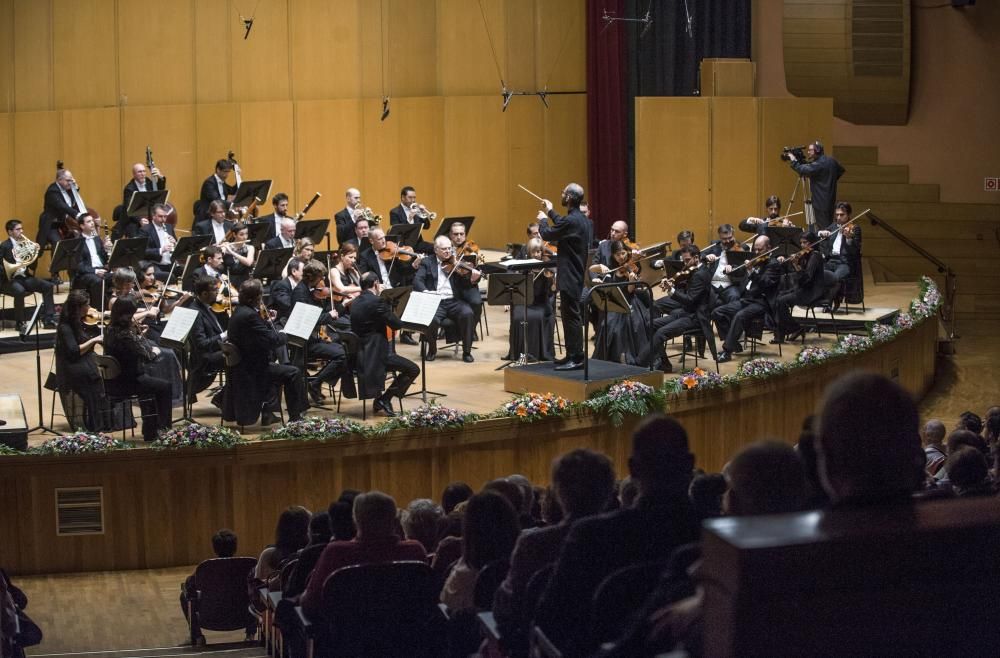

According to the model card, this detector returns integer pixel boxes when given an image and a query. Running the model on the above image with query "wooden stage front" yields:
[0,278,938,575]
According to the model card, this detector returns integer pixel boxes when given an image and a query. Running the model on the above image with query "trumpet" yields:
[4,235,40,280]
[409,203,436,221]
[359,206,382,226]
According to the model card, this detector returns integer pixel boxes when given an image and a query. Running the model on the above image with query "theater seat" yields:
[184,556,258,646]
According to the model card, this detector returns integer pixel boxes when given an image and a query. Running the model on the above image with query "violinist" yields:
[448,221,484,326]
[193,201,234,244]
[701,224,747,306]
[739,195,793,235]
[818,201,861,312]
[360,227,404,288]
[183,275,227,399]
[299,260,350,405]
[773,232,826,343]
[591,240,651,366]
[640,245,712,373]
[221,224,255,288]
[668,230,697,260]
[503,238,556,362]
[193,245,226,281]
[330,243,363,313]
[713,235,784,363]
[72,213,112,310]
[269,257,310,325]
[40,167,86,247]
[54,290,104,431]
[413,235,479,363]
[139,263,191,315]
[595,221,639,269]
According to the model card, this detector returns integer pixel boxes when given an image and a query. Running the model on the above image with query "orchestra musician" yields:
[299,260,350,405]
[193,246,227,282]
[359,227,405,289]
[222,279,306,426]
[342,217,371,254]
[138,262,192,315]
[198,159,237,222]
[334,188,363,246]
[591,240,651,366]
[502,238,556,362]
[193,201,234,243]
[143,203,178,277]
[256,193,293,243]
[389,185,434,254]
[413,235,480,363]
[700,224,747,306]
[350,272,420,417]
[1,219,56,331]
[818,201,861,312]
[270,257,310,325]
[54,289,104,431]
[221,224,255,289]
[329,243,363,315]
[595,221,638,269]
[713,235,784,363]
[184,275,227,400]
[538,183,592,372]
[40,167,87,247]
[72,213,113,310]
[773,232,827,343]
[669,230,696,260]
[448,221,483,326]
[279,238,315,280]
[739,195,793,234]
[265,218,297,250]
[118,162,167,237]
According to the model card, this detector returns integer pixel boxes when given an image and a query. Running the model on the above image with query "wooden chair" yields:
[183,556,258,646]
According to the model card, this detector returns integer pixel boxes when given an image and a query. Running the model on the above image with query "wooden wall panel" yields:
[293,100,364,222]
[117,0,194,107]
[386,0,439,97]
[121,106,198,222]
[437,0,504,96]
[504,0,538,91]
[52,0,117,110]
[12,112,61,237]
[288,0,362,101]
[0,0,13,114]
[443,96,508,248]
[758,97,833,215]
[0,114,13,218]
[542,95,588,207]
[195,103,241,194]
[194,0,232,104]
[361,97,444,223]
[710,98,759,232]
[230,0,290,103]
[60,108,122,221]
[635,98,711,245]
[13,0,52,112]
[238,101,294,207]
[534,0,586,92]
[505,101,546,243]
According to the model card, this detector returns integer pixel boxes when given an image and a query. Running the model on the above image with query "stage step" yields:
[839,181,940,203]
[840,164,910,184]
[833,145,879,165]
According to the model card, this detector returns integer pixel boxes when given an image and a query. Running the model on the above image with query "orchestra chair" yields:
[839,269,866,313]
[294,561,446,658]
[0,291,38,331]
[588,560,670,651]
[93,353,157,440]
[745,315,782,358]
[667,327,720,374]
[330,330,403,420]
[183,556,258,646]
[220,342,284,430]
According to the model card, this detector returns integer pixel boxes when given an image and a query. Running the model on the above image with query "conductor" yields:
[538,183,592,371]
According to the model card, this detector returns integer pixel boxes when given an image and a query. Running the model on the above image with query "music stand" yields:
[724,250,751,271]
[433,216,476,240]
[252,246,293,283]
[591,286,631,367]
[765,226,803,258]
[23,304,56,435]
[126,190,169,218]
[295,218,330,244]
[386,223,422,249]
[48,237,83,277]
[488,273,534,370]
[380,285,412,319]
[108,237,149,271]
[232,180,272,209]
[247,220,273,251]
[172,235,213,280]
[396,292,447,404]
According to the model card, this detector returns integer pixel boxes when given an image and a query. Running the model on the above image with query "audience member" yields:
[181,529,238,620]
[327,500,356,541]
[282,513,334,599]
[441,481,473,515]
[301,491,425,621]
[945,447,995,498]
[534,414,700,656]
[538,485,563,526]
[724,441,807,515]
[922,419,948,476]
[957,410,984,436]
[985,406,1000,446]
[255,506,311,584]
[618,476,640,509]
[401,499,445,555]
[507,474,538,526]
[689,473,728,520]
[440,490,520,613]
[482,478,524,517]
[795,415,829,509]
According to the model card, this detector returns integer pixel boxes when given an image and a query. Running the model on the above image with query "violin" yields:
[140,283,183,304]
[83,308,110,327]
[378,241,419,263]
[441,256,478,278]
[542,241,558,257]
[660,262,701,292]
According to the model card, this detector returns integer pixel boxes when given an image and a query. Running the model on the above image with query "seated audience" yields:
[689,473,728,521]
[254,506,311,585]
[181,529,238,619]
[283,513,334,599]
[922,419,948,477]
[946,447,995,498]
[327,500,356,542]
[401,499,445,555]
[441,482,473,515]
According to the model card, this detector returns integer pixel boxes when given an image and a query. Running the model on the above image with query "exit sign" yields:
[987,177,999,191]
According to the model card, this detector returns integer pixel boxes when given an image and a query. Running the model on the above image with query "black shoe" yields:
[42,319,57,329]
[400,332,418,346]
[769,336,785,345]
[372,398,396,417]
[425,348,437,362]
[462,352,474,363]
[661,359,673,374]
[717,351,732,363]
[307,379,326,404]
[787,327,806,342]
[732,343,744,354]
[821,305,832,314]
[832,298,842,313]
[553,355,571,366]
[554,360,583,371]
[260,411,278,426]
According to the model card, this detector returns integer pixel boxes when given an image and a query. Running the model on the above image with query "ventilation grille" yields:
[56,487,104,536]
[852,0,905,77]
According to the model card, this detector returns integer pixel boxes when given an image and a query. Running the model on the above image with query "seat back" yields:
[192,557,258,632]
[93,354,121,381]
[320,561,444,656]
[221,341,242,367]
[588,560,668,648]
[473,559,510,611]
[843,269,864,304]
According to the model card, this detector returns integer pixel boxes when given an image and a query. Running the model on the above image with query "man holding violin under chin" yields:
[412,235,480,363]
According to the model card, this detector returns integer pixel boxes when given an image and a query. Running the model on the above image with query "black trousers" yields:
[713,300,767,352]
[267,362,306,421]
[189,351,225,396]
[134,372,173,441]
[560,289,584,361]
[712,285,741,306]
[642,310,699,366]
[307,339,347,383]
[73,272,110,310]
[428,298,475,354]
[383,353,419,401]
[2,276,55,323]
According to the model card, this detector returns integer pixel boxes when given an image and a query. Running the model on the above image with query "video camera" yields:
[780,145,807,162]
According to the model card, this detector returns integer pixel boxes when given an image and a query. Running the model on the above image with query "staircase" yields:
[835,145,1000,325]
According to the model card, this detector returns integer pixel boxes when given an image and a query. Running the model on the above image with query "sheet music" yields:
[160,306,199,344]
[282,302,322,342]
[503,258,545,268]
[400,291,442,327]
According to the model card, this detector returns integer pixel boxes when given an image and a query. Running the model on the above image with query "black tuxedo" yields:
[255,213,288,243]
[820,224,862,283]
[39,182,83,246]
[642,265,715,367]
[712,259,784,352]
[349,290,418,401]
[0,237,55,323]
[269,277,309,324]
[358,247,405,288]
[389,205,433,254]
[142,222,177,265]
[701,241,749,305]
[539,206,592,361]
[122,176,167,212]
[197,175,237,222]
[412,257,477,356]
[193,219,234,241]
[775,249,829,339]
[264,235,296,251]
[185,298,226,395]
[73,235,111,307]
[334,208,356,246]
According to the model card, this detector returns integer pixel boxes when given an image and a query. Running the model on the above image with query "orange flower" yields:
[516,405,527,417]
[539,402,550,414]
[694,367,706,376]
[682,375,698,389]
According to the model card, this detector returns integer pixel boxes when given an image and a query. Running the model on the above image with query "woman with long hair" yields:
[221,225,256,288]
[504,238,556,361]
[330,242,362,314]
[54,290,104,430]
[102,296,173,441]
[592,240,652,365]
[254,505,312,583]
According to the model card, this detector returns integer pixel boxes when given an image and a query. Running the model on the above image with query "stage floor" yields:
[0,273,923,448]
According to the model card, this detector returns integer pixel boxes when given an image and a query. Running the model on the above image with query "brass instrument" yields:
[359,206,382,226]
[409,203,436,222]
[4,236,40,279]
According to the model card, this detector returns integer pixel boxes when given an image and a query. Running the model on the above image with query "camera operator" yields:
[784,141,845,230]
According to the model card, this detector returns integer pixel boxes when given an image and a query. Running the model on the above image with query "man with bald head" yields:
[265,218,297,250]
[923,419,947,476]
[334,187,363,246]
[713,234,783,362]
[595,220,634,268]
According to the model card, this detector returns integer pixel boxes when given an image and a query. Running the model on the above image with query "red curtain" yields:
[586,0,629,241]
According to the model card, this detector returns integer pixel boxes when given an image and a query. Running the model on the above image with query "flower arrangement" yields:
[500,392,570,422]
[665,367,730,394]
[34,431,130,455]
[835,333,873,354]
[910,276,942,320]
[796,345,833,366]
[737,358,785,380]
[373,403,470,435]
[868,322,897,344]
[261,416,361,442]
[894,312,913,331]
[586,380,664,427]
[151,423,244,450]
[0,444,24,455]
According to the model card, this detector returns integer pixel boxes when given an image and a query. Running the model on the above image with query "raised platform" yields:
[791,305,898,333]
[503,359,663,400]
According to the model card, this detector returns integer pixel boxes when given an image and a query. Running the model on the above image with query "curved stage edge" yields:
[0,319,937,575]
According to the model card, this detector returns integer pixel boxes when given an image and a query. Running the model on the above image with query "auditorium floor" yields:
[1,277,994,448]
